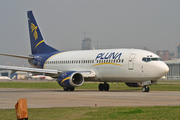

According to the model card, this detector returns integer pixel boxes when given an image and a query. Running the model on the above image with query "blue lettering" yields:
[95,53,104,60]
[107,52,112,59]
[100,53,105,59]
[95,52,122,60]
[115,53,122,60]
[112,52,119,59]
[104,53,109,59]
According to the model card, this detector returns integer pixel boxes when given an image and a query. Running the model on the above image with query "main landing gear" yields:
[98,82,110,91]
[63,87,75,91]
[142,86,149,92]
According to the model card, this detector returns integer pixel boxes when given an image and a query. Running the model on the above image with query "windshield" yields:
[151,58,162,61]
[142,57,162,62]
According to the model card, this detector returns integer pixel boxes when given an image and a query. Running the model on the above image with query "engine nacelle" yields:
[57,71,84,88]
[125,80,156,87]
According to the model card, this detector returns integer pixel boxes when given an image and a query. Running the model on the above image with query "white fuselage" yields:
[43,49,169,83]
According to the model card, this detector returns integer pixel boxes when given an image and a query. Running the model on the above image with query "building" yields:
[81,38,92,50]
[0,70,10,77]
[169,51,175,60]
[165,59,180,80]
[156,50,169,61]
[176,43,180,58]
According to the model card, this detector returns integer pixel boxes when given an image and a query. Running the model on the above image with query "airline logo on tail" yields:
[31,23,38,40]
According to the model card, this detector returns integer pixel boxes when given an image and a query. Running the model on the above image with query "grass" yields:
[0,106,180,120]
[158,80,180,82]
[0,82,180,91]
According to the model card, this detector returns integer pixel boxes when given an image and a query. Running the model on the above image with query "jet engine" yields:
[57,71,84,88]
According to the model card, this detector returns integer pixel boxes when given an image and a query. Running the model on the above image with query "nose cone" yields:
[152,62,169,79]
[164,64,169,74]
[158,62,169,77]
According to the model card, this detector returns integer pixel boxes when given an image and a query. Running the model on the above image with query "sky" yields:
[0,0,180,66]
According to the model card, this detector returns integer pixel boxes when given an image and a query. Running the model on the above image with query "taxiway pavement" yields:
[0,88,180,109]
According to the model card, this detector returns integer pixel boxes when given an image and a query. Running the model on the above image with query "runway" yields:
[0,88,180,109]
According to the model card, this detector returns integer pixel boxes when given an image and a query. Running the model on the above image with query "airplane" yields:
[30,74,54,81]
[0,11,169,92]
[0,76,11,81]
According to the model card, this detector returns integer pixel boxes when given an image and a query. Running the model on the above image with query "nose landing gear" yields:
[142,86,149,92]
[98,82,110,91]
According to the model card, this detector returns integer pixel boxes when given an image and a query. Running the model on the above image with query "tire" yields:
[142,86,150,92]
[104,84,110,91]
[146,87,150,92]
[70,87,75,91]
[142,86,146,92]
[99,83,104,91]
[63,87,69,91]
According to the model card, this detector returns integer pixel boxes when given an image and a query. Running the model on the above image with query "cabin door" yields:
[128,53,136,70]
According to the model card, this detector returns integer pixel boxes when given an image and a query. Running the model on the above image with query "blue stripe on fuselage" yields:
[28,51,63,69]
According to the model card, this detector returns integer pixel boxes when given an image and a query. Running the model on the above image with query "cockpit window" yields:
[147,58,151,62]
[142,57,162,62]
[142,57,151,62]
[151,58,162,61]
[142,58,146,62]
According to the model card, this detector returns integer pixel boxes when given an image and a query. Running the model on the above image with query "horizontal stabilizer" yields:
[0,53,33,59]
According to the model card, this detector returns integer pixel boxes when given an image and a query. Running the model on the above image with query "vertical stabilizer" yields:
[27,11,58,55]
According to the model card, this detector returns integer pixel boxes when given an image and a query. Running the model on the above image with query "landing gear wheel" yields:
[70,87,75,91]
[63,87,75,91]
[99,83,104,91]
[146,87,150,92]
[104,84,110,91]
[63,87,69,91]
[98,83,110,91]
[142,86,150,92]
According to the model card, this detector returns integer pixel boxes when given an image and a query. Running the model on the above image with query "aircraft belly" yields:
[95,77,160,82]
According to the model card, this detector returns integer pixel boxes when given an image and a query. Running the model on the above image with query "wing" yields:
[0,53,33,59]
[0,65,60,75]
[0,65,95,78]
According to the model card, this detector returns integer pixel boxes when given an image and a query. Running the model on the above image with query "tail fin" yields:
[27,11,58,55]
